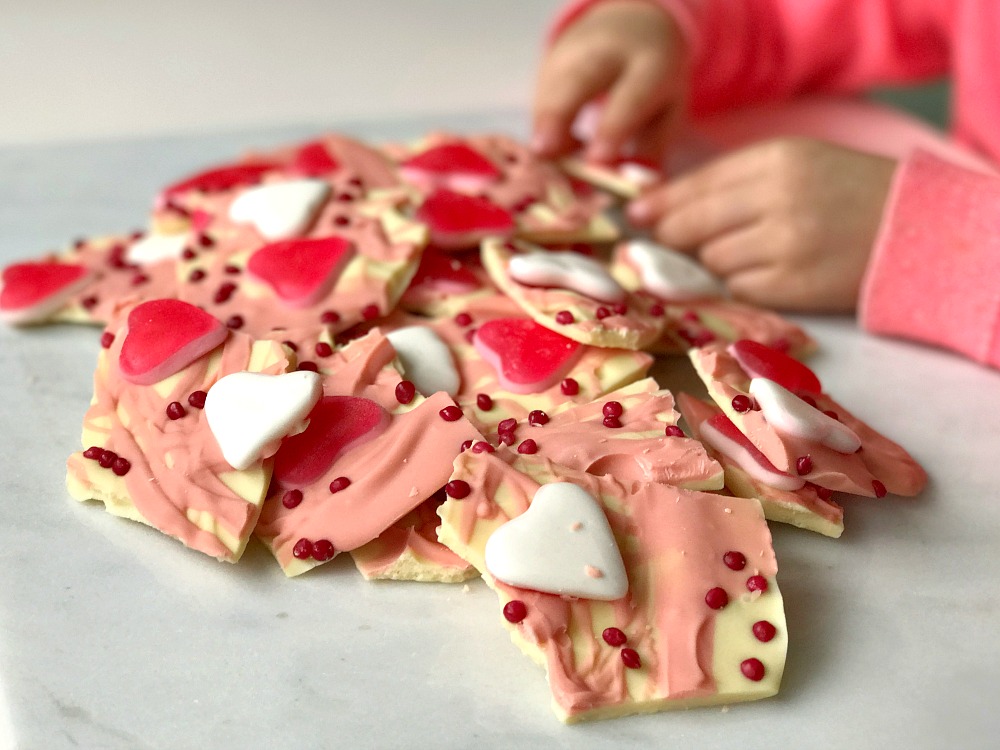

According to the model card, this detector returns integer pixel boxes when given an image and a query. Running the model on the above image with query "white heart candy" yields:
[385,326,460,397]
[205,370,323,470]
[508,250,626,303]
[228,179,330,240]
[749,377,862,454]
[485,482,628,600]
[625,238,724,301]
[126,233,190,266]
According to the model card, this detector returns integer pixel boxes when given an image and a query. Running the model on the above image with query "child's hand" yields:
[532,0,688,164]
[627,139,897,312]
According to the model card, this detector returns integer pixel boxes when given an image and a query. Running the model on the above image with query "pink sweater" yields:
[553,0,1000,369]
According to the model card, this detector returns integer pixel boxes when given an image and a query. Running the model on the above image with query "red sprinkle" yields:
[361,303,380,321]
[612,302,628,316]
[395,380,416,405]
[705,587,729,610]
[476,393,493,411]
[320,310,341,325]
[311,539,336,561]
[445,480,471,499]
[292,538,314,560]
[460,439,474,452]
[166,401,186,420]
[214,281,237,304]
[731,394,753,413]
[497,418,517,434]
[800,394,818,408]
[225,315,244,330]
[439,405,463,422]
[555,310,574,325]
[282,489,303,509]
[823,409,840,421]
[603,401,623,418]
[741,658,766,682]
[752,620,777,642]
[517,439,538,455]
[498,432,515,446]
[872,479,888,498]
[528,410,549,426]
[595,306,610,320]
[649,303,665,317]
[181,248,197,261]
[796,455,813,475]
[454,312,473,327]
[471,441,495,454]
[111,457,131,476]
[282,340,299,353]
[197,233,215,248]
[333,215,350,227]
[723,551,747,571]
[602,627,627,647]
[80,295,99,310]
[187,390,207,409]
[100,331,115,349]
[83,446,103,460]
[188,269,206,283]
[98,450,117,469]
[223,264,241,275]
[315,342,333,358]
[329,476,351,493]
[620,648,642,669]
[746,575,769,593]
[503,600,527,624]
[297,361,319,373]
[560,378,579,396]
[602,415,622,429]
[131,273,150,286]
[664,425,684,438]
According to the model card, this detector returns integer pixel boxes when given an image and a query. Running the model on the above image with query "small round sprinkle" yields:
[454,312,473,327]
[752,620,777,642]
[796,455,813,475]
[665,425,684,438]
[311,539,336,561]
[166,402,186,420]
[282,489,303,509]
[476,393,493,411]
[361,303,379,320]
[100,331,115,349]
[297,361,319,372]
[329,477,351,493]
[470,441,494,454]
[225,315,244,330]
[111,457,131,477]
[560,378,579,396]
[292,538,313,560]
[595,306,610,320]
[612,302,628,316]
[187,390,207,409]
[439,405,462,422]
[503,600,527,623]
[723,551,747,571]
[602,401,623,418]
[602,627,627,647]
[705,587,729,610]
[602,416,622,429]
[872,479,887,498]
[746,575,768,593]
[621,648,641,669]
[395,380,416,405]
[731,394,753,413]
[315,341,333,357]
[445,480,471,499]
[528,410,549,426]
[517,439,538,455]
[555,310,574,325]
[741,658,765,681]
[649,303,664,317]
[320,310,341,325]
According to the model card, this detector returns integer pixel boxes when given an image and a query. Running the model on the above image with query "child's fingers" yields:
[650,187,766,251]
[658,141,778,208]
[630,105,682,166]
[532,53,621,157]
[698,222,774,277]
[586,56,671,163]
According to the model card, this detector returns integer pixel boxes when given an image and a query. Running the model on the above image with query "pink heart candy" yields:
[118,299,229,385]
[729,339,822,395]
[271,396,390,487]
[473,318,582,394]
[416,189,515,249]
[0,261,90,323]
[246,236,354,308]
[401,143,501,192]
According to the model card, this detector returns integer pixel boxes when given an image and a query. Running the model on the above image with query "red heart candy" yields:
[0,262,90,323]
[118,299,229,385]
[473,318,582,394]
[246,236,354,308]
[704,413,801,486]
[409,249,482,294]
[159,161,279,201]
[416,189,515,249]
[272,396,390,487]
[401,143,501,190]
[291,141,341,176]
[729,339,822,395]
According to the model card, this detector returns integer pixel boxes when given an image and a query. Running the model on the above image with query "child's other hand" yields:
[532,0,687,165]
[627,139,897,312]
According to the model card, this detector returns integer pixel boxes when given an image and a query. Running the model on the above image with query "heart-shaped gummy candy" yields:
[246,236,354,308]
[401,143,501,191]
[416,189,515,249]
[0,261,91,324]
[473,318,582,394]
[271,396,390,487]
[118,299,229,385]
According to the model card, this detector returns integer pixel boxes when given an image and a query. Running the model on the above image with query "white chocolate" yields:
[749,378,862,454]
[228,179,330,240]
[508,250,626,303]
[126,233,190,265]
[625,238,724,301]
[485,482,628,600]
[385,326,460,397]
[205,370,323,470]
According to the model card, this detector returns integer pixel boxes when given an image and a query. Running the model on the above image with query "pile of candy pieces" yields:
[0,132,926,722]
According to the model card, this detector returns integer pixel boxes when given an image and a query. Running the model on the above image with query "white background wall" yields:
[0,1,564,146]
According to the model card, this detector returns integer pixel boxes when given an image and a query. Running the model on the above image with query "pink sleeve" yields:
[859,150,1000,369]
[551,0,954,116]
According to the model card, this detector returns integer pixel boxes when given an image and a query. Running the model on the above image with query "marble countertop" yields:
[1,115,999,750]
